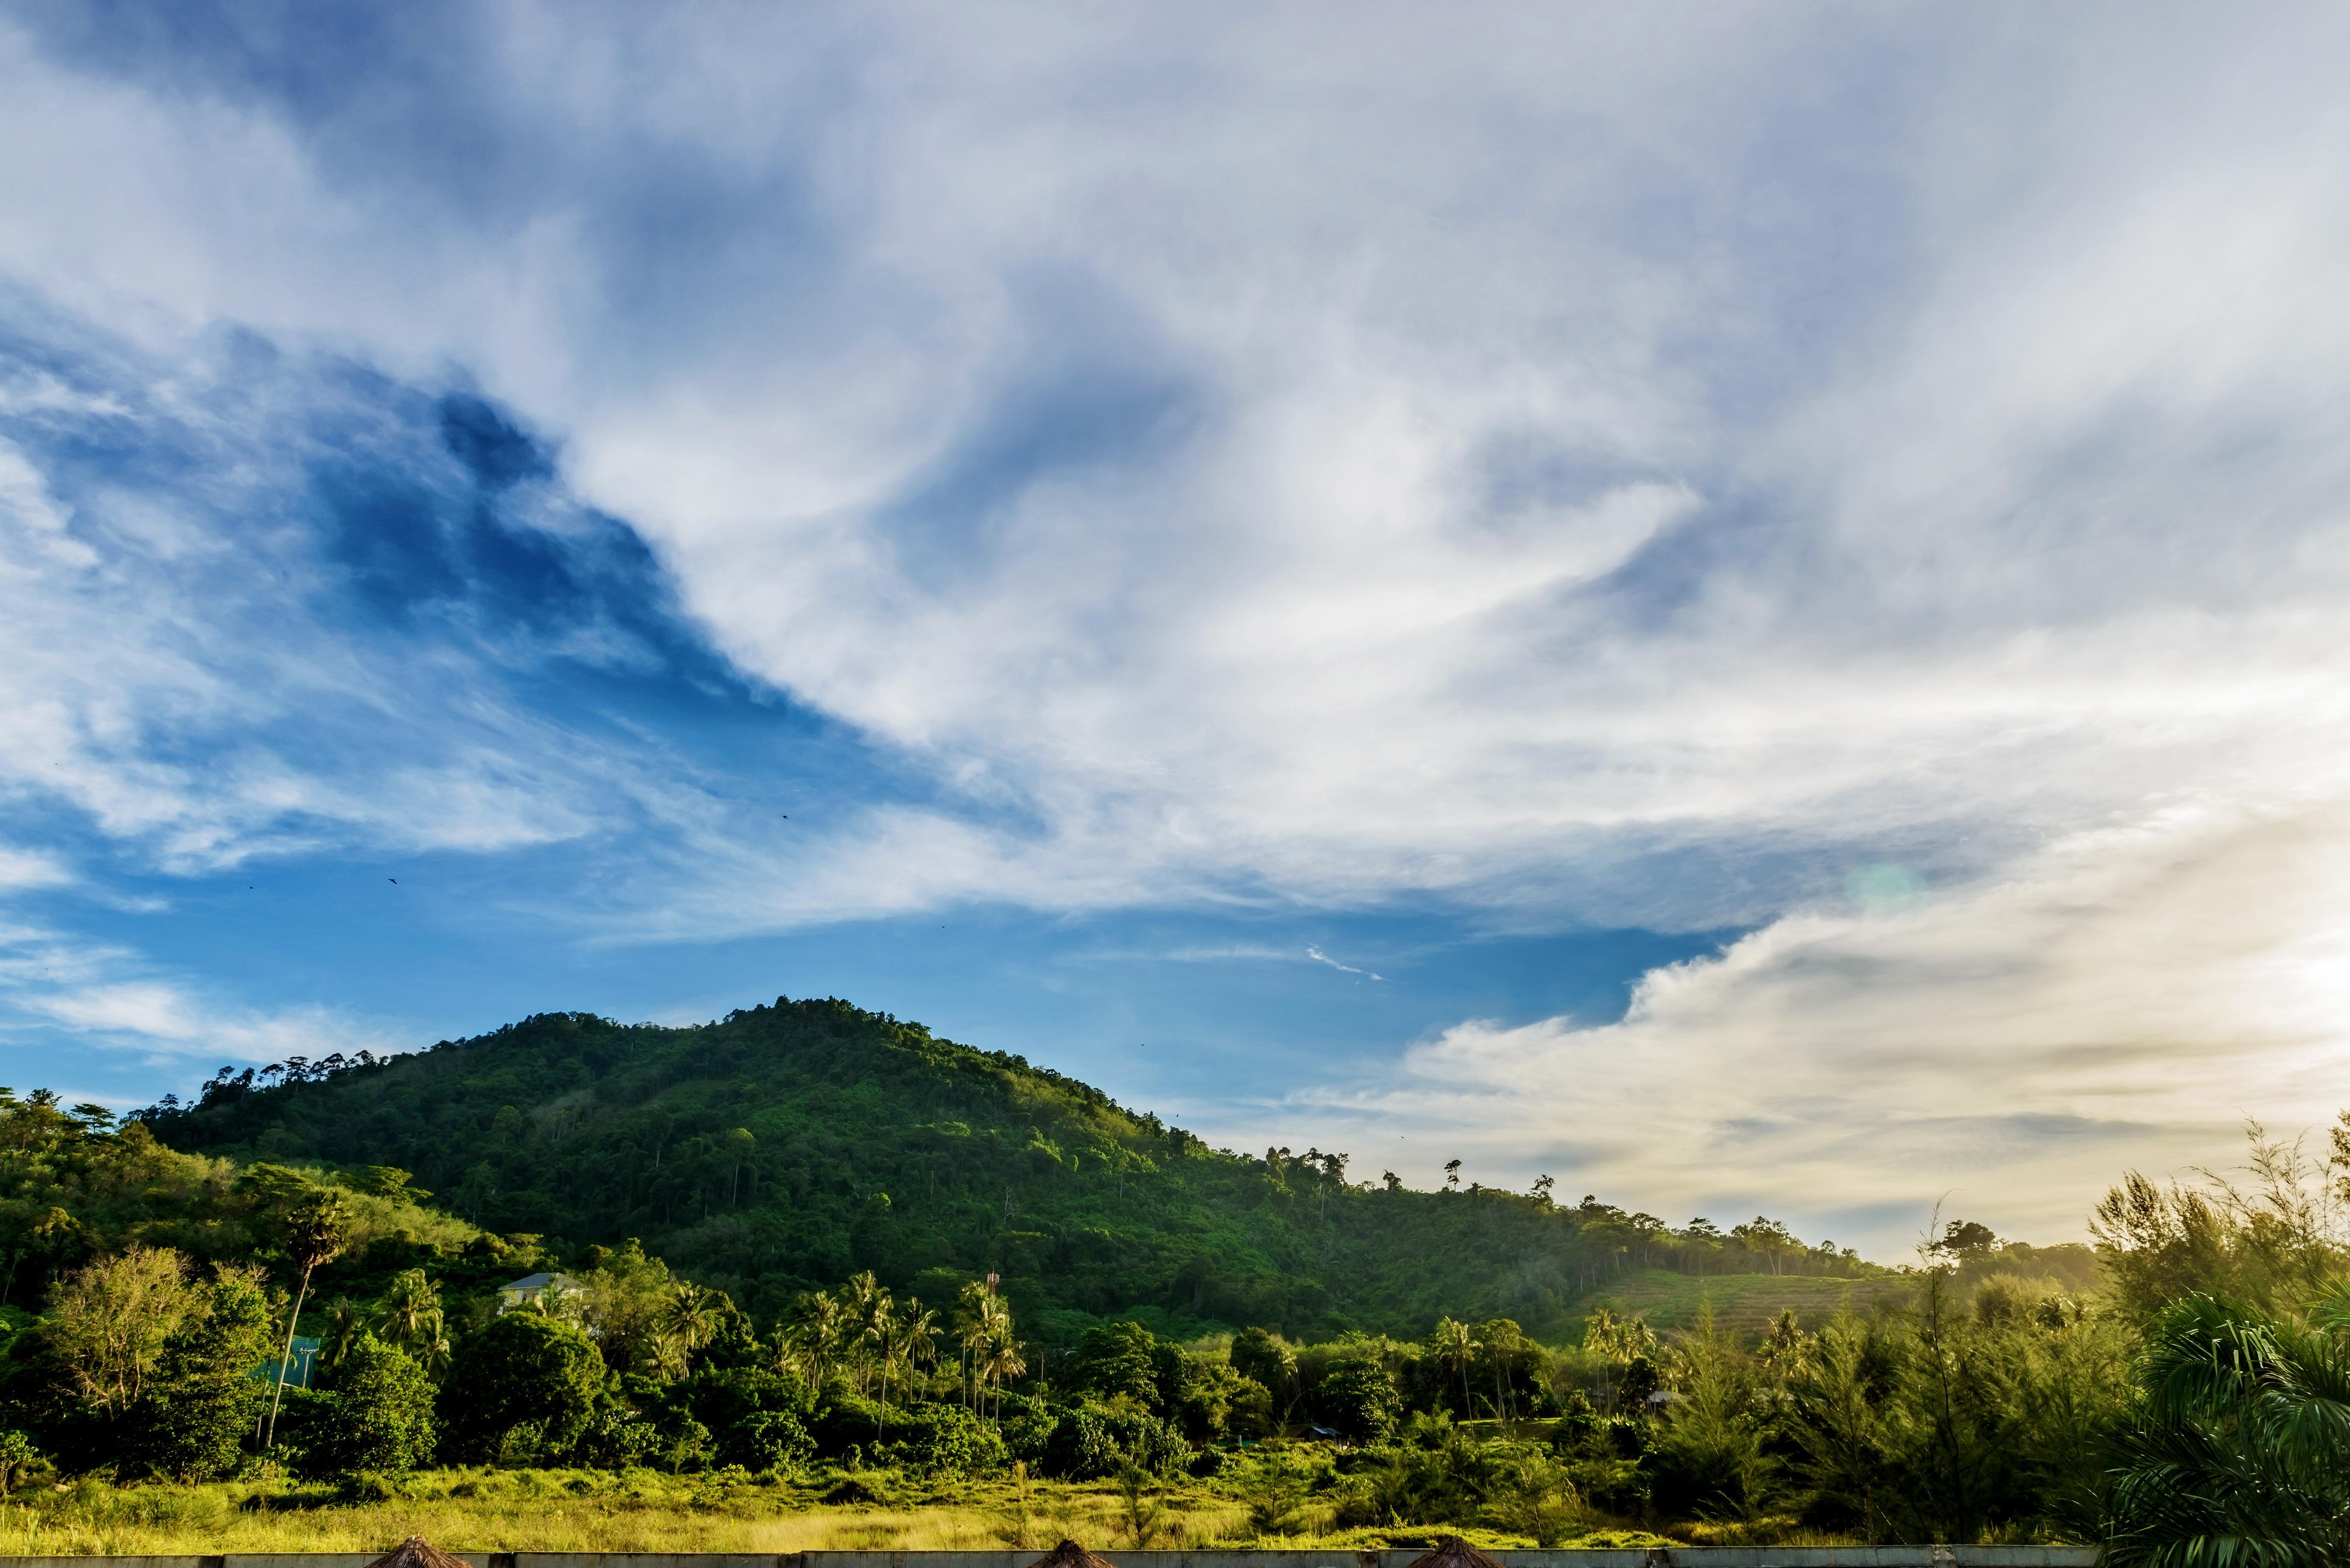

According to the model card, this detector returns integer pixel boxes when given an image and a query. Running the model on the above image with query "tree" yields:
[652,1280,725,1377]
[317,1297,368,1372]
[45,1246,197,1418]
[441,1310,606,1465]
[373,1268,446,1366]
[2107,1290,2350,1568]
[1927,1220,2000,1262]
[785,1289,843,1389]
[843,1270,889,1395]
[979,1314,1026,1424]
[954,1280,994,1412]
[1074,1321,1161,1408]
[1230,1327,1297,1419]
[265,1192,350,1447]
[1428,1316,1480,1416]
[132,1265,274,1482]
[296,1334,435,1479]
[1316,1358,1401,1441]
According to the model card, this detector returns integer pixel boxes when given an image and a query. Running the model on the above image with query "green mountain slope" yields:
[147,996,1888,1342]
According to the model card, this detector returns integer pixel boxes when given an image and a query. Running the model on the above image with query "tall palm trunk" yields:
[262,1260,315,1447]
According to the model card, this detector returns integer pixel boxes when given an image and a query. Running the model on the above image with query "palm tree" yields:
[2107,1290,2350,1568]
[785,1289,842,1388]
[317,1297,367,1371]
[980,1317,1026,1425]
[653,1280,724,1377]
[955,1280,994,1412]
[843,1271,888,1396]
[373,1268,444,1362]
[265,1193,349,1447]
[1430,1316,1479,1418]
[900,1301,938,1401]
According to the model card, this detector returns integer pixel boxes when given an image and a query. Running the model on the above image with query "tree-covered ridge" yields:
[145,997,1890,1340]
[0,1087,479,1316]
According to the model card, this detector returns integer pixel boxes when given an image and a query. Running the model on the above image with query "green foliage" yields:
[808,1392,1003,1475]
[126,1263,274,1482]
[1315,1357,1402,1441]
[0,1428,39,1495]
[296,1334,436,1480]
[439,1310,604,1465]
[145,1001,1882,1341]
[1071,1320,1158,1406]
[2106,1290,2350,1568]
[663,1366,814,1472]
[1029,1401,1184,1480]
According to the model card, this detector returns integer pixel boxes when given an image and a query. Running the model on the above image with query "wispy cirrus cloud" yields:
[3,4,2350,1235]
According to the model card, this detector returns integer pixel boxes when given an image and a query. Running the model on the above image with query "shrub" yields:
[440,1311,605,1465]
[1038,1401,1186,1479]
[1316,1358,1401,1442]
[128,1265,274,1482]
[296,1335,435,1480]
[810,1394,1006,1475]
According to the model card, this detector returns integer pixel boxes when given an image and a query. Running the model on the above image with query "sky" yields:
[4,2,2350,1259]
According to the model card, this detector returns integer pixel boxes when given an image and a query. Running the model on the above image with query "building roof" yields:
[365,1538,474,1568]
[500,1271,577,1293]
[1403,1537,1509,1568]
[1027,1543,1118,1568]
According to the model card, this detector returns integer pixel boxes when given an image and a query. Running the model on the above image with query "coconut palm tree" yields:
[653,1280,724,1377]
[843,1270,888,1396]
[899,1301,938,1401]
[1430,1316,1479,1418]
[955,1280,994,1412]
[980,1316,1026,1424]
[373,1268,445,1361]
[785,1289,843,1388]
[2107,1289,2350,1568]
[265,1192,349,1447]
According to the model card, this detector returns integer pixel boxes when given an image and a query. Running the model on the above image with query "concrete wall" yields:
[0,1549,2102,1568]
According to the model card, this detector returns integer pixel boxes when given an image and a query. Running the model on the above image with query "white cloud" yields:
[7,5,2350,1219]
[1305,946,1383,981]
[0,918,406,1072]
[1272,798,2350,1257]
[0,4,2322,922]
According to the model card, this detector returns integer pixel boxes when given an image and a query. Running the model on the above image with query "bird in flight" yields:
[389,877,398,884]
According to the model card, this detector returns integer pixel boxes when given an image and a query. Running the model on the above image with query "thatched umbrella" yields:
[1026,1541,1119,1568]
[1403,1536,1510,1568]
[365,1537,474,1568]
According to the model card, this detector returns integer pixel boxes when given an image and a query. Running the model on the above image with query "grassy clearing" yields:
[0,1469,1677,1557]
[1574,1270,1916,1335]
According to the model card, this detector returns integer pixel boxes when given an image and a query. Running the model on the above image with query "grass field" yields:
[0,1469,1682,1557]
[1572,1269,1918,1336]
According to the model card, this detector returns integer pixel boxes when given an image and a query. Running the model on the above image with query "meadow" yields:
[0,1465,1677,1557]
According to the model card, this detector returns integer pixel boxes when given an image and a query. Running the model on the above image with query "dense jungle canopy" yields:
[136,997,1942,1341]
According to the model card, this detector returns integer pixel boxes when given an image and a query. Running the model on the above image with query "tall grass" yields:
[0,1472,1256,1557]
[0,1468,1665,1555]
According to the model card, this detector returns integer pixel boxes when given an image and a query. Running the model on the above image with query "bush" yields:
[1038,1401,1186,1479]
[810,1395,1006,1475]
[1042,1405,1118,1479]
[296,1335,436,1480]
[440,1311,605,1465]
[679,1367,814,1470]
[1315,1358,1401,1442]
[127,1265,274,1482]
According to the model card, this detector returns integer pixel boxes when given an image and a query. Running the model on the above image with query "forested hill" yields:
[145,996,1890,1342]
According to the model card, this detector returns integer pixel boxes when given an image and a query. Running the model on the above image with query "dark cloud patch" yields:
[438,393,554,492]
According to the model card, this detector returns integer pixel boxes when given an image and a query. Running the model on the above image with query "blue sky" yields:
[7,3,2350,1257]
